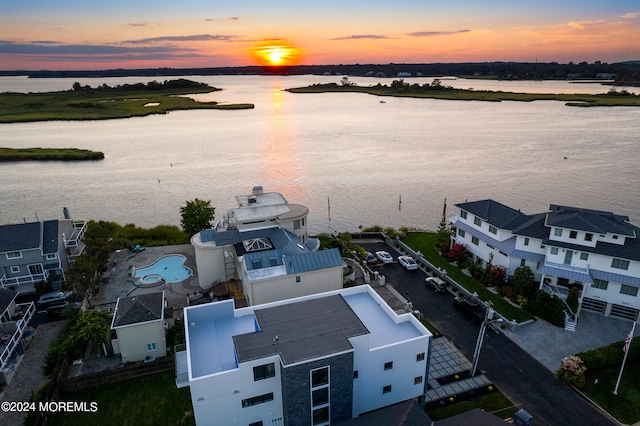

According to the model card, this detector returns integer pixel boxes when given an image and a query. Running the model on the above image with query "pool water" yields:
[135,254,192,283]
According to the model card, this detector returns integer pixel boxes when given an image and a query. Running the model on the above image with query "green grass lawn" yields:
[52,371,194,426]
[582,365,640,425]
[427,390,518,421]
[401,232,534,323]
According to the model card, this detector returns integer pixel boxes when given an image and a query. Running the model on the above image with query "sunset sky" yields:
[1,1,639,70]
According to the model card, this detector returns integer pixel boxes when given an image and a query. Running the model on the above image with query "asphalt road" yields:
[360,241,617,426]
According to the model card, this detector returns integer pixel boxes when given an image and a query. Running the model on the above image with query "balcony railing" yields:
[1,302,35,370]
[543,261,589,274]
[0,272,47,289]
[64,221,87,248]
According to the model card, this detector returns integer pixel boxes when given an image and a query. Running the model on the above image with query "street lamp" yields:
[470,301,503,377]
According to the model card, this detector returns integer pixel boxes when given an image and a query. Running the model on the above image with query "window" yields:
[311,367,329,387]
[460,210,468,219]
[524,237,529,246]
[253,363,275,381]
[585,233,593,241]
[499,251,508,257]
[296,276,301,283]
[471,236,479,246]
[147,342,157,351]
[620,285,638,297]
[486,244,494,250]
[489,225,497,235]
[613,235,619,240]
[592,279,608,290]
[458,228,466,237]
[384,361,393,371]
[414,376,423,385]
[569,230,578,239]
[10,266,20,273]
[554,228,563,237]
[242,393,274,408]
[551,247,559,255]
[249,422,263,426]
[301,218,305,226]
[294,219,301,230]
[416,352,425,362]
[540,244,546,249]
[382,385,392,394]
[474,217,482,226]
[520,259,526,267]
[312,407,329,425]
[251,259,262,269]
[268,257,279,267]
[580,253,589,261]
[312,388,329,406]
[45,253,57,260]
[6,251,22,259]
[353,370,358,379]
[28,264,44,275]
[611,258,630,270]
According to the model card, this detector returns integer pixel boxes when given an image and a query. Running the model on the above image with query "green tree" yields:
[180,198,215,236]
[512,265,537,299]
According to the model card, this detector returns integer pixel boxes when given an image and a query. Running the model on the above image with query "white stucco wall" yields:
[191,233,226,289]
[115,320,166,363]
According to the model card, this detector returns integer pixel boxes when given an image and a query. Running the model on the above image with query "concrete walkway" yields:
[504,311,633,372]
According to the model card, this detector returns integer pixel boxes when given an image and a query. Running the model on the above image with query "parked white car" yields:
[375,251,393,264]
[398,256,418,270]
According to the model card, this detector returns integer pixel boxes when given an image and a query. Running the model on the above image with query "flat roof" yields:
[185,286,429,380]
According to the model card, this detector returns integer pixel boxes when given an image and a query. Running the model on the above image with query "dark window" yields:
[242,393,274,408]
[460,210,468,219]
[416,352,425,362]
[474,217,482,226]
[569,230,577,239]
[296,276,301,283]
[312,388,328,406]
[524,237,529,246]
[612,258,630,270]
[252,259,262,269]
[311,367,329,387]
[414,376,423,385]
[249,422,263,426]
[353,370,358,379]
[585,233,593,241]
[268,257,279,267]
[312,407,329,425]
[253,363,275,381]
[383,385,392,394]
[384,361,393,370]
[520,259,526,267]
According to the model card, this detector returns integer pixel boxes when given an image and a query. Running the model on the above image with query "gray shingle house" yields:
[0,213,86,294]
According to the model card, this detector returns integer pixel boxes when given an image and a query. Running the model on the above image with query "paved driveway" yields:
[357,240,618,426]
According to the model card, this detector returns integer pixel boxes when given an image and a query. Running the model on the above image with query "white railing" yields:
[0,272,47,288]
[0,302,35,370]
[544,261,589,274]
[64,221,87,248]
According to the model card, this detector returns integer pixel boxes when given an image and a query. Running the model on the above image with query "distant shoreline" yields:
[0,147,104,162]
[286,81,640,107]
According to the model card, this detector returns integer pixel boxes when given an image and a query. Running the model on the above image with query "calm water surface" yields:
[1,75,639,233]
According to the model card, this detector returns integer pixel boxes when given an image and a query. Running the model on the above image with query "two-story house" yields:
[191,187,344,306]
[0,210,86,294]
[451,200,640,325]
[176,285,432,426]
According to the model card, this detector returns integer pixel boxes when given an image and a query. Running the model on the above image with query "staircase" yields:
[564,312,577,332]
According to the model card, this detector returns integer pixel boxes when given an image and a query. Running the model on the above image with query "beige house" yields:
[110,291,167,363]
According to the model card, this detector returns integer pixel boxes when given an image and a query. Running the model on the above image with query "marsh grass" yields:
[0,147,104,161]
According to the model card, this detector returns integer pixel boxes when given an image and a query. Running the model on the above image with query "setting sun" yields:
[250,42,302,67]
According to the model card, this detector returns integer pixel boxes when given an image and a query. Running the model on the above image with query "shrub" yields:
[448,243,470,265]
[512,266,537,299]
[484,265,507,287]
[557,356,587,388]
[524,290,565,327]
[577,337,640,371]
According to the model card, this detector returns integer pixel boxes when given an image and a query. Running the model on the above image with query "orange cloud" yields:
[249,40,303,66]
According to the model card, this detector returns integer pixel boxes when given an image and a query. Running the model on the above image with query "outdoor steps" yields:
[564,320,577,332]
[424,374,492,403]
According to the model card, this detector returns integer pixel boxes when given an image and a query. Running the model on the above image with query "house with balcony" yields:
[451,200,640,328]
[191,187,344,306]
[0,287,35,386]
[0,210,86,294]
[176,285,432,426]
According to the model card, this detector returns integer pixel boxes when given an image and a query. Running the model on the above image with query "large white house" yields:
[176,285,432,426]
[191,186,344,306]
[451,199,640,325]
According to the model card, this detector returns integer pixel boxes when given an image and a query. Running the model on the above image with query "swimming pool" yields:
[135,254,192,283]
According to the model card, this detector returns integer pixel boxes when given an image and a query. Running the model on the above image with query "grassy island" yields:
[0,147,104,162]
[286,78,640,107]
[0,79,254,123]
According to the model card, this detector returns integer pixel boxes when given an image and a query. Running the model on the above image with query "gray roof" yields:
[112,292,164,328]
[456,199,526,229]
[42,220,59,254]
[0,287,18,315]
[511,213,548,239]
[546,205,635,236]
[435,408,507,426]
[543,229,640,261]
[0,222,41,253]
[233,294,369,365]
[336,400,431,426]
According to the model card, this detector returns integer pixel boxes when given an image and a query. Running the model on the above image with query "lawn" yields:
[52,370,194,426]
[426,390,518,421]
[582,365,640,425]
[401,232,534,323]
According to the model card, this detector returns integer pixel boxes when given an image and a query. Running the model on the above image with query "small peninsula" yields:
[0,147,104,162]
[0,79,254,123]
[286,79,640,107]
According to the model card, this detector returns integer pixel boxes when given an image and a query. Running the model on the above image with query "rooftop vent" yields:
[252,185,264,195]
[248,196,257,204]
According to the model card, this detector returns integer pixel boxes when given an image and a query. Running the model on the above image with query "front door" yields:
[564,250,573,265]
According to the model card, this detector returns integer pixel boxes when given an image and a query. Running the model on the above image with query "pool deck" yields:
[91,244,208,308]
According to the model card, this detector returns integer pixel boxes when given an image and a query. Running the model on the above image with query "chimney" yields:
[252,185,264,196]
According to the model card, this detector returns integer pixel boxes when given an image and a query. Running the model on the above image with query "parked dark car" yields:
[363,252,377,265]
[453,296,485,322]
[425,277,447,293]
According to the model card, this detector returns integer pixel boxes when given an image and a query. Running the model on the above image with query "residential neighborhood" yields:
[0,191,637,425]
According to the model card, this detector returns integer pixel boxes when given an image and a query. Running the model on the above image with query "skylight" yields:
[243,238,273,252]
